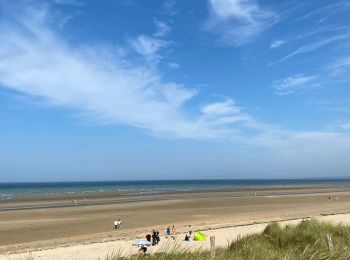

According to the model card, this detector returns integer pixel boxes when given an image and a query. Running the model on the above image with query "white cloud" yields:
[3,1,350,165]
[154,20,171,37]
[272,74,319,95]
[296,2,350,22]
[0,4,254,140]
[201,99,240,116]
[327,56,350,70]
[207,0,278,46]
[273,34,349,64]
[130,19,171,63]
[270,39,286,49]
[129,35,168,63]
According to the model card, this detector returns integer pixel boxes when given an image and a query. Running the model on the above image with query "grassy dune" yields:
[109,220,350,260]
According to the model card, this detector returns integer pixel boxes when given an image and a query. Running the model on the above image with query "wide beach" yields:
[1,183,350,259]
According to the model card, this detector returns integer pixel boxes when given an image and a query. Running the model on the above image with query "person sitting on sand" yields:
[184,233,190,241]
[138,246,147,255]
[146,233,152,242]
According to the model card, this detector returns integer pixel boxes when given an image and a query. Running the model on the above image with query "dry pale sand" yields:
[1,185,350,259]
[3,213,350,260]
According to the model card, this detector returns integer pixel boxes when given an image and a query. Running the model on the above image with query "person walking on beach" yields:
[117,219,122,229]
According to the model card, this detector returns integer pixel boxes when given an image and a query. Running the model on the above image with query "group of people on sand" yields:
[137,224,193,255]
[146,230,160,245]
[114,219,122,229]
[165,225,177,239]
[165,224,193,241]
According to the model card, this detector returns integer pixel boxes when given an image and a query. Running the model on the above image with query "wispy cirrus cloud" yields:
[271,34,350,65]
[270,39,286,49]
[0,3,256,140]
[129,35,169,63]
[130,20,171,63]
[272,74,319,95]
[327,56,350,70]
[154,20,171,37]
[206,0,278,46]
[296,1,350,23]
[2,0,350,166]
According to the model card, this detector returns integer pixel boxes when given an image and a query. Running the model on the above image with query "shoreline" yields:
[2,180,350,202]
[2,183,350,207]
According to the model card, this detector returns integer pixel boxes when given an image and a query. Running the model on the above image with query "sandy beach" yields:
[1,184,350,259]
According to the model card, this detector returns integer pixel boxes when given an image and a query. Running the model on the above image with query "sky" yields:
[1,0,350,182]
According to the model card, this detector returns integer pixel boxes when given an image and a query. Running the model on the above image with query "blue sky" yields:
[1,0,350,181]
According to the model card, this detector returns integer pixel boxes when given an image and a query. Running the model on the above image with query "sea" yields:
[1,179,350,200]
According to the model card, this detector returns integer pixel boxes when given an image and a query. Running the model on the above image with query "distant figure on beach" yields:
[146,233,152,242]
[329,196,331,201]
[152,230,157,246]
[114,219,122,229]
[171,225,176,240]
[156,230,160,243]
[188,224,193,236]
[72,199,78,205]
[166,226,171,236]
[184,233,190,241]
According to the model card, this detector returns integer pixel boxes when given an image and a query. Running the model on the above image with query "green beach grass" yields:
[106,220,350,260]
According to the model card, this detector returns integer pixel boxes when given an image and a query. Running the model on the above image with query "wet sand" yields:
[1,184,350,256]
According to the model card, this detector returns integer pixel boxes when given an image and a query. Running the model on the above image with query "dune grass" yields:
[107,220,350,260]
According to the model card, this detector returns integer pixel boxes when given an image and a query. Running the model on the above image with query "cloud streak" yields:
[206,0,278,46]
[272,74,319,95]
[273,34,350,65]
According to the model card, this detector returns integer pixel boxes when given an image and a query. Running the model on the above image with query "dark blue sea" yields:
[1,179,350,200]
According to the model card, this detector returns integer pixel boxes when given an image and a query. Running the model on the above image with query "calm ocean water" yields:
[1,179,350,200]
